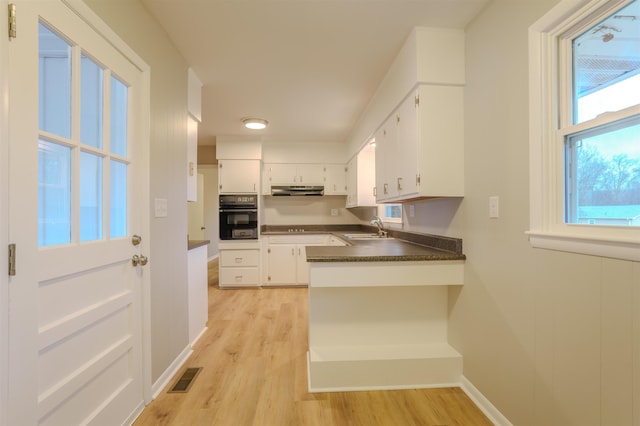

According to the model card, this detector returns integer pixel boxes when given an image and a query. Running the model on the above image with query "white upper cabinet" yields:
[263,162,347,195]
[187,68,202,201]
[266,163,324,186]
[218,159,260,194]
[346,146,376,208]
[323,164,347,195]
[216,138,262,194]
[375,84,464,203]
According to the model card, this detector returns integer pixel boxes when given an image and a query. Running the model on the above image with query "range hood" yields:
[271,185,324,196]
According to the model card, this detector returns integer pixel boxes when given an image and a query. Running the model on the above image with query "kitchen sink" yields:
[342,233,393,240]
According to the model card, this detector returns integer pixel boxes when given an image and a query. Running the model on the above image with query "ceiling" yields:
[140,0,490,146]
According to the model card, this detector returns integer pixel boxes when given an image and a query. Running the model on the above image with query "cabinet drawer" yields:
[220,249,259,267]
[220,267,260,287]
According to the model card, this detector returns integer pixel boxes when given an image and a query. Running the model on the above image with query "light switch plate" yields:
[489,196,499,218]
[155,198,168,218]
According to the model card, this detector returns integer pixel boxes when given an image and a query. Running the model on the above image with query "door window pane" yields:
[110,76,128,157]
[38,140,71,246]
[110,160,127,238]
[80,151,103,241]
[38,23,71,138]
[80,54,103,148]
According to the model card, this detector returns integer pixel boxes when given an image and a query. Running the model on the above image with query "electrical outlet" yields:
[409,204,415,218]
[489,196,499,218]
[330,208,339,217]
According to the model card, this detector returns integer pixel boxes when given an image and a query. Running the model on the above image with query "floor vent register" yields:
[168,367,202,393]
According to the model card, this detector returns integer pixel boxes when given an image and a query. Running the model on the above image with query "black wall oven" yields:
[219,194,258,240]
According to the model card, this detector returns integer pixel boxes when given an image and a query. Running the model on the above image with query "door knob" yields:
[132,254,149,266]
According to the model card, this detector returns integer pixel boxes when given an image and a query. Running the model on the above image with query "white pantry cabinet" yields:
[218,159,260,194]
[375,84,464,203]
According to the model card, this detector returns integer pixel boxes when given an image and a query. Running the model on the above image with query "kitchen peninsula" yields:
[302,229,465,392]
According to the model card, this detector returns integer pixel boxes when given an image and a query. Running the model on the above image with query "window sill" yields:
[526,230,640,261]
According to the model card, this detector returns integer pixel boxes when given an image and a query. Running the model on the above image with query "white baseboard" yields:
[208,253,219,263]
[190,326,208,347]
[460,375,513,426]
[150,345,193,399]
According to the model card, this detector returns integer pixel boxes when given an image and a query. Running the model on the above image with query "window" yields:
[379,204,402,224]
[529,0,640,261]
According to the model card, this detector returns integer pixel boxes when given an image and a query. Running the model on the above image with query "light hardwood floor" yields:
[133,259,492,426]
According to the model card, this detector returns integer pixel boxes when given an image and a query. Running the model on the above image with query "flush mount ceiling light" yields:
[242,118,268,130]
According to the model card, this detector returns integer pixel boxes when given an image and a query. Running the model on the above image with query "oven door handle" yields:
[219,209,258,213]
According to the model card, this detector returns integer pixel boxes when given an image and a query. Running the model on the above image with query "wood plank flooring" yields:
[133,259,492,426]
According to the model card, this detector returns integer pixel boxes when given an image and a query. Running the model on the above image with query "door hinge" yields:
[8,4,16,39]
[8,243,16,276]
[416,174,421,186]
[415,95,419,107]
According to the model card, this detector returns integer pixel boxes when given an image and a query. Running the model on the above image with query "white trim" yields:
[190,326,208,348]
[0,0,9,423]
[151,345,193,399]
[528,0,640,261]
[460,376,512,426]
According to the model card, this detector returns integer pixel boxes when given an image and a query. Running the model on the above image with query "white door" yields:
[188,174,205,240]
[7,1,150,425]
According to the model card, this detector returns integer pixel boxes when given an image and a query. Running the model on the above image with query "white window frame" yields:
[528,0,640,262]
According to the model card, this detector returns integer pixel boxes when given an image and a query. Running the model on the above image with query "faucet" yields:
[370,216,387,237]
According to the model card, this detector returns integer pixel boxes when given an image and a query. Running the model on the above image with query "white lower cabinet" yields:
[263,234,345,287]
[307,260,464,392]
[219,242,261,288]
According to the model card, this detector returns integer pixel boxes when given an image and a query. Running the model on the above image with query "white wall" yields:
[263,196,361,225]
[444,1,640,425]
[85,0,191,384]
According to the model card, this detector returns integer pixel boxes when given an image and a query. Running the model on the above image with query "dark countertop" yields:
[188,240,210,250]
[261,225,465,263]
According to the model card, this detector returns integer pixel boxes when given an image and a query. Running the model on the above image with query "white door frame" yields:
[1,0,10,423]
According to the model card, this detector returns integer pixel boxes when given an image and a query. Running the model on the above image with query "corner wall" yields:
[446,1,640,425]
[84,0,191,384]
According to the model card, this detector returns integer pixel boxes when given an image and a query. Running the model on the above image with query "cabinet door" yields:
[295,245,310,285]
[346,157,356,207]
[298,164,324,185]
[219,159,260,193]
[187,116,198,201]
[266,163,298,186]
[324,164,347,195]
[266,244,297,285]
[395,92,419,198]
[375,115,395,202]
